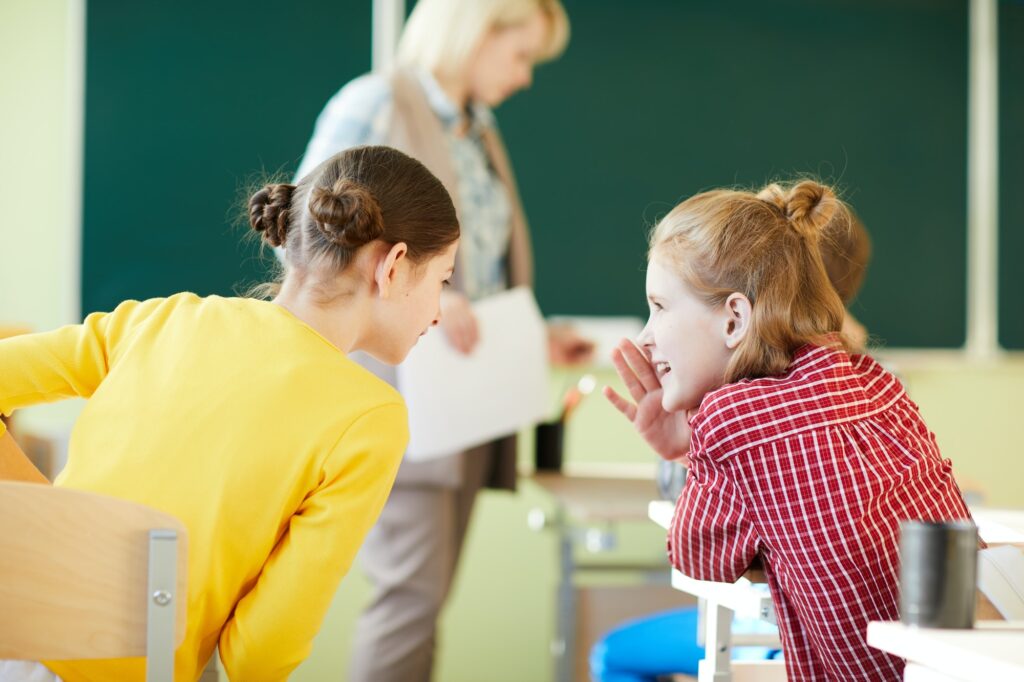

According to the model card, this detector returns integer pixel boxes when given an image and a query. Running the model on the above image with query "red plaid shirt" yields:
[668,343,972,681]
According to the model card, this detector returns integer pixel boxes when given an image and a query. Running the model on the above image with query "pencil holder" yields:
[534,420,565,472]
[899,520,978,628]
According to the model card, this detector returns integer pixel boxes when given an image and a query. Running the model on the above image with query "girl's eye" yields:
[443,280,452,288]
[651,301,663,311]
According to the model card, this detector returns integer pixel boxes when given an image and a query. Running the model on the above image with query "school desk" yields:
[866,508,1024,681]
[649,500,786,682]
[527,462,693,682]
[867,621,1024,681]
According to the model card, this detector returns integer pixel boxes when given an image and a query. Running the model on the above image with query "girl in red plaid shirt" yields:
[605,180,973,681]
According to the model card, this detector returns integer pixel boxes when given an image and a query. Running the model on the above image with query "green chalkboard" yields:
[83,1,372,312]
[999,1,1024,350]
[499,0,969,348]
[85,0,1016,349]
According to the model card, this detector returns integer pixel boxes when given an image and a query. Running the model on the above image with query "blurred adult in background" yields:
[294,1,591,680]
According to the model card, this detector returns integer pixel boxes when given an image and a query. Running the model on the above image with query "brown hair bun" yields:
[269,145,458,286]
[248,183,295,247]
[308,179,385,249]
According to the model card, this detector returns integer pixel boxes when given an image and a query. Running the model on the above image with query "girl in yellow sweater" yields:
[0,145,459,682]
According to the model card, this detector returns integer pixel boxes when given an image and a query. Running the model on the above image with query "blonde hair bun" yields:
[651,177,849,382]
[757,180,840,240]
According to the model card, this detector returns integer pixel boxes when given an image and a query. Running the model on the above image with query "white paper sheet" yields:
[398,286,550,461]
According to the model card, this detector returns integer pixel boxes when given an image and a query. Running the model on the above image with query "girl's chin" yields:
[662,383,701,414]
[661,390,688,414]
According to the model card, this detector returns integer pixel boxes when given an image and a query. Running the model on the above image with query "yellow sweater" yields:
[0,293,408,681]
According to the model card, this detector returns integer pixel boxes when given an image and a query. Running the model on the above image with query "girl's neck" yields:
[272,276,368,354]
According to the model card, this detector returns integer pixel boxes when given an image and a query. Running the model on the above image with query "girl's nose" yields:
[637,320,654,347]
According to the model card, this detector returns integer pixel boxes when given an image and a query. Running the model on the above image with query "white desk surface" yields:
[867,621,1024,681]
[970,508,1024,544]
[648,499,770,617]
[648,499,674,530]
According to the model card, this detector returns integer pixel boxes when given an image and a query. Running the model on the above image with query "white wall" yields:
[0,0,83,435]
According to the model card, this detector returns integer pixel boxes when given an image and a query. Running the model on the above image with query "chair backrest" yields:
[0,481,188,670]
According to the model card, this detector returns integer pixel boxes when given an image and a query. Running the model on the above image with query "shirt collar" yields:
[412,69,494,134]
[688,337,905,463]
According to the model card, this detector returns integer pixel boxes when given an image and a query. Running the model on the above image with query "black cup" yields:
[534,421,565,472]
[899,520,978,628]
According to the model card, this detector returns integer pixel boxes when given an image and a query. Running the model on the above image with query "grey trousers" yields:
[348,449,492,682]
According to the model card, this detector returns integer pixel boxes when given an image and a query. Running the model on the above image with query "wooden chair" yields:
[0,481,188,682]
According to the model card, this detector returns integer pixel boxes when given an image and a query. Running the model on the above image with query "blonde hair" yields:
[820,208,871,305]
[650,180,848,383]
[396,0,569,77]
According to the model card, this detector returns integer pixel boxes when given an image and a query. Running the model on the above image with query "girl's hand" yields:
[603,339,693,464]
[439,290,479,354]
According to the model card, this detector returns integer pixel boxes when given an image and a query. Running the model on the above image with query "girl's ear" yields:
[374,242,409,300]
[722,292,752,350]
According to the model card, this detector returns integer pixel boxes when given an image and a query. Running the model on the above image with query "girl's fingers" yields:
[603,385,637,421]
[610,345,648,403]
[612,339,661,401]
[617,339,661,392]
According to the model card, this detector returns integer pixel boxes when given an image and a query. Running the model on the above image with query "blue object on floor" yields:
[589,606,780,682]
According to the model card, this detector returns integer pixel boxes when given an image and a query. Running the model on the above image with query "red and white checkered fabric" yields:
[669,343,972,681]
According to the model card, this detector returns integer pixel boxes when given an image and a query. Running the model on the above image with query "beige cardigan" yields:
[385,70,534,491]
